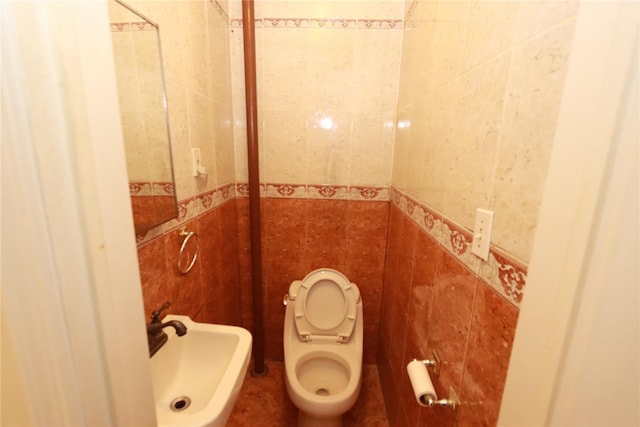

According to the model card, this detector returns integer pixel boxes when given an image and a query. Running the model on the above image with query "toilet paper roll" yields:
[406,360,437,406]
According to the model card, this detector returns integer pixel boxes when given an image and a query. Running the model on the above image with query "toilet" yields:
[283,268,363,427]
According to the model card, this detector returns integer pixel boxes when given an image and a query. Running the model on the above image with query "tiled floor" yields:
[227,361,389,426]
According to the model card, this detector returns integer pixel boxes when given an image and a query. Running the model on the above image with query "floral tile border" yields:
[129,181,174,197]
[135,183,236,246]
[134,183,525,307]
[391,188,527,309]
[136,181,389,245]
[228,17,402,30]
[241,182,390,201]
[110,22,155,32]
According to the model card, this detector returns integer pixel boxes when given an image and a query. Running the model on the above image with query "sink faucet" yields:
[147,302,187,357]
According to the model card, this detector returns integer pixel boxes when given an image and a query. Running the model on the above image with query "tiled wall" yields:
[238,185,390,363]
[124,0,236,203]
[137,191,242,326]
[394,0,578,263]
[379,200,519,427]
[379,1,579,426]
[226,0,405,364]
[130,2,579,425]
[228,0,405,187]
[129,0,239,320]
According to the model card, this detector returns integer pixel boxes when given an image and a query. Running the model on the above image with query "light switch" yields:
[471,208,494,261]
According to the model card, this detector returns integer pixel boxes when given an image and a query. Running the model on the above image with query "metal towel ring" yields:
[178,227,199,274]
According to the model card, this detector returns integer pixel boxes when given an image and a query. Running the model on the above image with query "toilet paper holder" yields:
[424,386,460,411]
[413,351,461,412]
[415,350,442,376]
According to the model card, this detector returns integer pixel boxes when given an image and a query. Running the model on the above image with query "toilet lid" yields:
[290,269,359,343]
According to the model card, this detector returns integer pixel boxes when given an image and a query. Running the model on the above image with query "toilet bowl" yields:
[283,268,363,427]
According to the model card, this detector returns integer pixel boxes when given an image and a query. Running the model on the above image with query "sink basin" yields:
[150,315,252,427]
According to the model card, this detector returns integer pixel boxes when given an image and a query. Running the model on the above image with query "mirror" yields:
[108,0,178,235]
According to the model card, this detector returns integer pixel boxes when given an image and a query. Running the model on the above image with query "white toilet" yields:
[283,268,363,427]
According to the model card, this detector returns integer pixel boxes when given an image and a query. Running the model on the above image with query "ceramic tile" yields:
[463,1,519,71]
[196,208,223,322]
[228,362,388,426]
[264,319,284,360]
[163,219,203,318]
[458,282,519,427]
[426,250,478,395]
[261,198,307,265]
[515,0,579,44]
[305,111,353,185]
[350,113,396,187]
[213,102,236,187]
[491,19,576,262]
[138,236,169,317]
[442,54,509,228]
[262,260,307,323]
[304,199,348,267]
[260,110,309,185]
[226,361,297,427]
[344,364,390,426]
[406,231,441,358]
[307,184,349,200]
[363,323,380,364]
[180,0,209,96]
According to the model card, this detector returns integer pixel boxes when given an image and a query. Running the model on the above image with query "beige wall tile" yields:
[491,19,576,261]
[393,0,577,262]
[260,110,309,184]
[306,111,353,185]
[350,112,396,186]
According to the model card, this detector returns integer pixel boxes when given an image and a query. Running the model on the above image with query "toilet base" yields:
[298,411,342,427]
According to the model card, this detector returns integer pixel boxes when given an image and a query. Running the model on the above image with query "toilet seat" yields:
[289,269,360,343]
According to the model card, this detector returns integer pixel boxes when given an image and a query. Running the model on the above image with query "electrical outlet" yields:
[192,148,201,177]
[471,208,494,261]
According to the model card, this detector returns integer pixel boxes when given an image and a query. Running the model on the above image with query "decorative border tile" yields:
[310,18,358,29]
[110,22,155,32]
[230,17,403,30]
[236,183,251,198]
[129,181,174,196]
[258,183,390,201]
[308,184,349,199]
[135,182,235,246]
[264,183,307,198]
[135,181,392,243]
[479,248,528,306]
[348,186,390,201]
[357,19,402,30]
[391,188,526,308]
[264,18,309,28]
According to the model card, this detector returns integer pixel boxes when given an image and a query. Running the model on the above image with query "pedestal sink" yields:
[150,315,252,427]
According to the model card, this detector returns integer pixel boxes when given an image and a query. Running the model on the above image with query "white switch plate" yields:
[192,148,201,177]
[471,208,494,261]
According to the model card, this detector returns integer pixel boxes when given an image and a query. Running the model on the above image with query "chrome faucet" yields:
[147,302,187,357]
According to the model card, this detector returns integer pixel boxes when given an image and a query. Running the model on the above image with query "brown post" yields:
[242,0,266,377]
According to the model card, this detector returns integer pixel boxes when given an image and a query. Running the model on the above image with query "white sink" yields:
[150,315,252,427]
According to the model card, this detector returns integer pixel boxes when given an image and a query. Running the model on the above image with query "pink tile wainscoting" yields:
[379,203,520,427]
[136,182,526,427]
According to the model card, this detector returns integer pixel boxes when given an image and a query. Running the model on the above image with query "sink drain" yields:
[170,396,191,412]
